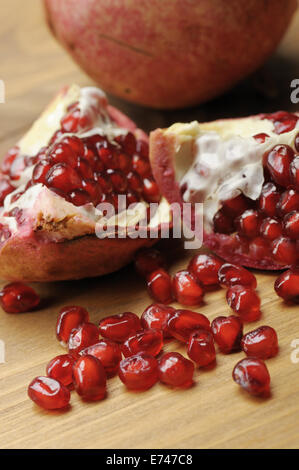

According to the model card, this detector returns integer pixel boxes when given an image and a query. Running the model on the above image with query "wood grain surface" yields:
[0,0,298,449]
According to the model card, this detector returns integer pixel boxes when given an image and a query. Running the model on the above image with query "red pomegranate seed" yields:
[142,177,161,203]
[99,312,141,342]
[188,254,223,287]
[211,315,243,354]
[218,263,257,289]
[97,145,119,169]
[106,168,128,193]
[248,237,271,260]
[290,156,299,190]
[136,139,149,158]
[115,132,136,155]
[134,248,166,278]
[187,329,216,367]
[274,269,299,303]
[147,268,173,304]
[268,111,298,134]
[277,189,299,215]
[60,135,85,156]
[226,285,261,322]
[259,182,281,217]
[141,303,175,337]
[0,178,15,205]
[235,209,262,238]
[45,163,82,193]
[1,146,19,174]
[253,133,269,143]
[81,179,102,205]
[132,154,151,177]
[56,305,89,344]
[167,309,210,343]
[76,158,94,180]
[172,270,204,306]
[213,209,234,234]
[73,355,107,401]
[283,211,299,240]
[46,354,76,387]
[264,144,294,188]
[158,352,194,388]
[222,194,252,217]
[122,329,163,358]
[232,358,270,397]
[271,236,297,265]
[0,282,40,313]
[242,326,278,359]
[69,189,92,206]
[28,376,70,410]
[49,142,78,168]
[80,339,122,377]
[127,171,143,193]
[32,160,53,184]
[260,217,282,241]
[68,322,99,357]
[119,352,158,391]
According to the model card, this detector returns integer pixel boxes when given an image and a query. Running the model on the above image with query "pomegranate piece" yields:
[142,177,161,203]
[283,211,299,240]
[122,329,163,358]
[264,144,294,188]
[258,182,281,217]
[271,236,297,265]
[80,339,122,377]
[141,303,175,337]
[274,269,299,303]
[241,326,278,359]
[218,263,257,289]
[167,309,211,343]
[118,352,158,391]
[68,322,99,357]
[158,352,194,388]
[211,315,243,354]
[46,354,76,387]
[235,209,262,238]
[28,376,70,410]
[56,305,89,344]
[188,253,223,286]
[172,270,204,306]
[232,358,271,397]
[99,312,141,342]
[226,285,261,322]
[187,329,216,367]
[147,268,173,304]
[260,217,282,241]
[73,355,107,401]
[290,155,299,190]
[134,248,166,278]
[0,282,40,313]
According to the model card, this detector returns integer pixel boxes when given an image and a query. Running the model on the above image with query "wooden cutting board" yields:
[0,0,298,450]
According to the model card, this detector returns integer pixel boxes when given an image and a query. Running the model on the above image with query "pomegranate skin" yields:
[44,0,296,109]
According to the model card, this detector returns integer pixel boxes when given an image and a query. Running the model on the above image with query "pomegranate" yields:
[121,329,163,358]
[146,268,173,304]
[118,353,158,391]
[80,339,122,377]
[187,329,216,367]
[0,282,40,313]
[167,309,210,343]
[211,315,243,354]
[0,85,170,281]
[46,354,76,387]
[44,0,296,108]
[73,355,107,401]
[274,269,299,303]
[28,376,71,410]
[56,305,89,345]
[172,270,204,306]
[226,285,261,322]
[98,312,141,342]
[232,358,271,397]
[158,352,194,388]
[241,326,279,359]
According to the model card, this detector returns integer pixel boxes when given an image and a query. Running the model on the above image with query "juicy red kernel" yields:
[271,236,297,265]
[28,376,71,410]
[73,355,107,401]
[127,171,143,193]
[264,144,294,188]
[99,312,141,342]
[115,132,136,155]
[134,248,166,278]
[262,111,298,134]
[253,133,269,143]
[0,282,40,313]
[49,142,78,168]
[188,254,223,287]
[68,322,99,357]
[232,357,270,397]
[211,315,243,354]
[158,352,194,388]
[46,354,76,387]
[142,177,161,203]
[226,285,261,322]
[167,309,211,343]
[259,182,281,217]
[218,263,257,289]
[187,329,216,367]
[76,158,94,180]
[248,237,271,260]
[81,179,102,205]
[277,189,299,215]
[9,155,26,180]
[69,189,92,206]
[1,146,19,174]
[213,209,234,234]
[45,162,82,193]
[283,211,299,240]
[60,135,85,156]
[56,306,90,344]
[132,154,151,177]
[235,209,262,238]
[260,217,282,241]
[106,168,128,193]
[122,329,163,358]
[80,339,122,377]
[274,269,299,303]
[290,156,299,190]
[0,178,15,205]
[172,270,204,306]
[241,326,278,359]
[222,194,252,217]
[141,303,175,337]
[118,352,158,391]
[32,160,53,184]
[147,269,173,304]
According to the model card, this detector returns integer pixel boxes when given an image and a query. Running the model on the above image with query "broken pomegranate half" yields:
[0,85,171,281]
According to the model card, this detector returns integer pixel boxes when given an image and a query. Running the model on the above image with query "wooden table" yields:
[0,0,298,449]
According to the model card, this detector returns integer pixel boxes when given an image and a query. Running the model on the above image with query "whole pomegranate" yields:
[43,0,296,109]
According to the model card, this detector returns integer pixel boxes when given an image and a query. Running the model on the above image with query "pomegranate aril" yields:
[187,329,216,367]
[248,237,271,260]
[277,189,299,215]
[290,156,299,190]
[132,154,151,177]
[274,269,299,303]
[253,133,269,143]
[46,354,76,387]
[32,160,53,184]
[222,194,252,217]
[260,217,282,241]
[119,352,158,391]
[259,182,281,217]
[242,326,278,359]
[49,142,78,168]
[283,211,299,240]
[73,355,107,401]
[172,270,204,306]
[188,254,223,287]
[1,146,19,174]
[235,209,262,238]
[122,328,163,358]
[141,303,175,337]
[226,285,261,322]
[97,145,119,169]
[271,236,297,265]
[213,209,234,234]
[127,171,143,193]
[136,139,149,159]
[68,322,99,357]
[96,172,113,194]
[232,358,270,397]
[0,282,40,313]
[147,268,173,304]
[211,315,243,354]
[80,339,122,377]
[142,177,161,203]
[99,312,141,342]
[60,135,85,156]
[167,309,210,343]
[81,179,102,205]
[116,132,136,155]
[76,158,94,180]
[106,168,128,193]
[45,163,82,193]
[135,248,166,278]
[56,305,89,344]
[28,376,70,410]
[158,352,194,388]
[264,144,294,188]
[218,263,257,289]
[118,152,131,173]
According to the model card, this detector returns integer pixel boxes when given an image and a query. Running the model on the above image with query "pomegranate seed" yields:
[248,237,271,260]
[49,142,77,167]
[122,329,163,357]
[213,209,234,234]
[271,236,297,265]
[253,133,269,143]
[45,163,82,193]
[274,269,299,303]
[127,171,143,193]
[28,376,70,410]
[118,152,132,173]
[73,355,107,401]
[222,194,252,217]
[242,326,278,359]
[106,168,128,193]
[232,358,270,397]
[0,178,15,205]
[76,158,94,180]
[187,329,216,367]
[46,354,76,387]
[268,111,298,134]
[167,309,210,343]
[69,189,92,206]
[99,312,141,342]
[132,154,151,177]
[235,209,262,238]
[158,352,194,388]
[277,189,299,215]
[97,145,119,169]
[80,339,122,377]
[56,305,89,344]
[226,285,261,322]
[119,352,158,391]
[172,270,204,306]
[218,263,257,289]
[136,140,149,158]
[81,179,102,205]
[32,160,53,184]
[1,146,19,174]
[260,217,282,241]
[283,211,299,240]
[188,254,223,287]
[60,135,85,156]
[147,268,173,304]
[0,282,40,313]
[141,303,175,337]
[290,156,299,190]
[211,315,243,354]
[68,322,99,357]
[134,248,166,278]
[142,177,161,203]
[259,182,281,217]
[264,144,294,187]
[9,155,26,180]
